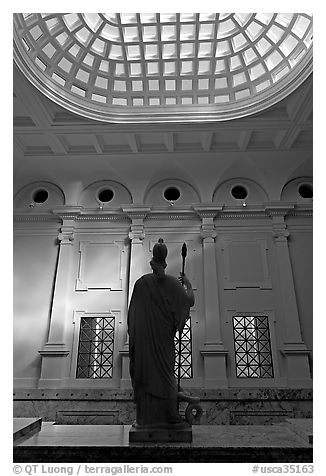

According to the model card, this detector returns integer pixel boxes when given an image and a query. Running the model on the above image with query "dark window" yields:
[33,189,49,203]
[164,186,181,201]
[98,188,114,202]
[231,185,248,199]
[174,317,193,379]
[298,183,313,199]
[76,316,115,378]
[232,315,274,378]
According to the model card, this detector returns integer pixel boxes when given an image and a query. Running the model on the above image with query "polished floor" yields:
[15,420,311,448]
[13,418,313,463]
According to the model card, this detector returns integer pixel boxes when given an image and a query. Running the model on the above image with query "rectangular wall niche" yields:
[222,239,272,289]
[76,241,124,290]
[76,315,115,379]
[232,315,274,378]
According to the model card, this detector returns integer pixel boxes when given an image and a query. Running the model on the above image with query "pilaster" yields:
[120,206,150,388]
[194,206,228,387]
[266,205,311,386]
[38,217,77,388]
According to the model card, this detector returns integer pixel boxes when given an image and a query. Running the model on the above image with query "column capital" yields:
[57,223,75,245]
[129,224,145,242]
[272,220,290,242]
[200,225,217,241]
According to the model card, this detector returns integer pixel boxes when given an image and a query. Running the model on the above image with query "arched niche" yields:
[78,180,132,208]
[281,176,313,202]
[144,179,200,206]
[14,181,65,209]
[213,178,269,205]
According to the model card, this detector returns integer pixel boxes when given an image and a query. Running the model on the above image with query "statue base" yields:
[129,425,192,443]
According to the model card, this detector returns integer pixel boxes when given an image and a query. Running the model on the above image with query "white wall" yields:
[13,228,59,385]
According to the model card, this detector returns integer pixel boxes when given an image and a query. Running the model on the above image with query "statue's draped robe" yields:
[128,273,191,426]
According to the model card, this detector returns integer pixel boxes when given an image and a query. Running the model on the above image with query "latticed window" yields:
[76,316,115,378]
[174,318,193,379]
[232,315,274,378]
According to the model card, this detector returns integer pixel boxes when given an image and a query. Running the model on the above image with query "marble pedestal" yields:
[129,425,192,443]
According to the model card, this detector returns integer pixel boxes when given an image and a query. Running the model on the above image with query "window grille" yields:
[174,317,193,379]
[76,316,115,378]
[232,315,274,378]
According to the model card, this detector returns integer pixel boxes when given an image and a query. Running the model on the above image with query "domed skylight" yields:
[13,13,313,123]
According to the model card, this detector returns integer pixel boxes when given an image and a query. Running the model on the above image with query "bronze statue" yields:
[128,238,195,429]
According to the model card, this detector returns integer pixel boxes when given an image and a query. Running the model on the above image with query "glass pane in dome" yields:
[246,21,264,41]
[180,24,196,40]
[99,60,109,72]
[130,63,142,76]
[265,50,283,71]
[292,15,310,39]
[215,77,228,88]
[43,43,56,58]
[140,13,156,23]
[279,35,299,56]
[234,13,252,26]
[181,61,193,75]
[142,26,158,41]
[91,38,105,55]
[109,45,123,60]
[275,13,294,27]
[160,13,176,22]
[75,27,92,45]
[95,76,108,89]
[232,33,247,52]
[255,13,274,25]
[123,27,139,42]
[199,23,214,40]
[83,14,102,32]
[120,13,137,23]
[148,79,159,90]
[115,63,125,75]
[180,13,196,22]
[162,25,176,41]
[198,42,213,57]
[163,43,177,58]
[180,43,195,58]
[200,13,216,21]
[165,79,176,90]
[216,40,231,56]
[182,79,193,90]
[101,24,120,41]
[145,44,159,59]
[266,24,284,43]
[164,62,176,75]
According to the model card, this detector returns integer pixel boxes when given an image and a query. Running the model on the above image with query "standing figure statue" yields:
[128,238,195,429]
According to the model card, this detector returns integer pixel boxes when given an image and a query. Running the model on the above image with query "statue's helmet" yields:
[152,238,168,266]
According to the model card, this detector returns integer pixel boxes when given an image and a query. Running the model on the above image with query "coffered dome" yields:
[13,13,312,123]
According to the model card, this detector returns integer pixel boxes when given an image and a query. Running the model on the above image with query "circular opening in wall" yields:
[32,189,49,203]
[164,186,181,202]
[298,183,313,199]
[231,185,248,200]
[98,188,114,203]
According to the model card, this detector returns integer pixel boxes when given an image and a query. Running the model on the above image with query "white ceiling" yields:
[13,63,312,203]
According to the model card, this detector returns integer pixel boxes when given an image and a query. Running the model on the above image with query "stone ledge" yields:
[13,387,313,401]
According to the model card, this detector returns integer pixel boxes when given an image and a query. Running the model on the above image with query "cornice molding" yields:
[13,202,313,223]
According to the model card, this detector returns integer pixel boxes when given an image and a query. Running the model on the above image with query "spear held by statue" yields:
[178,242,187,392]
